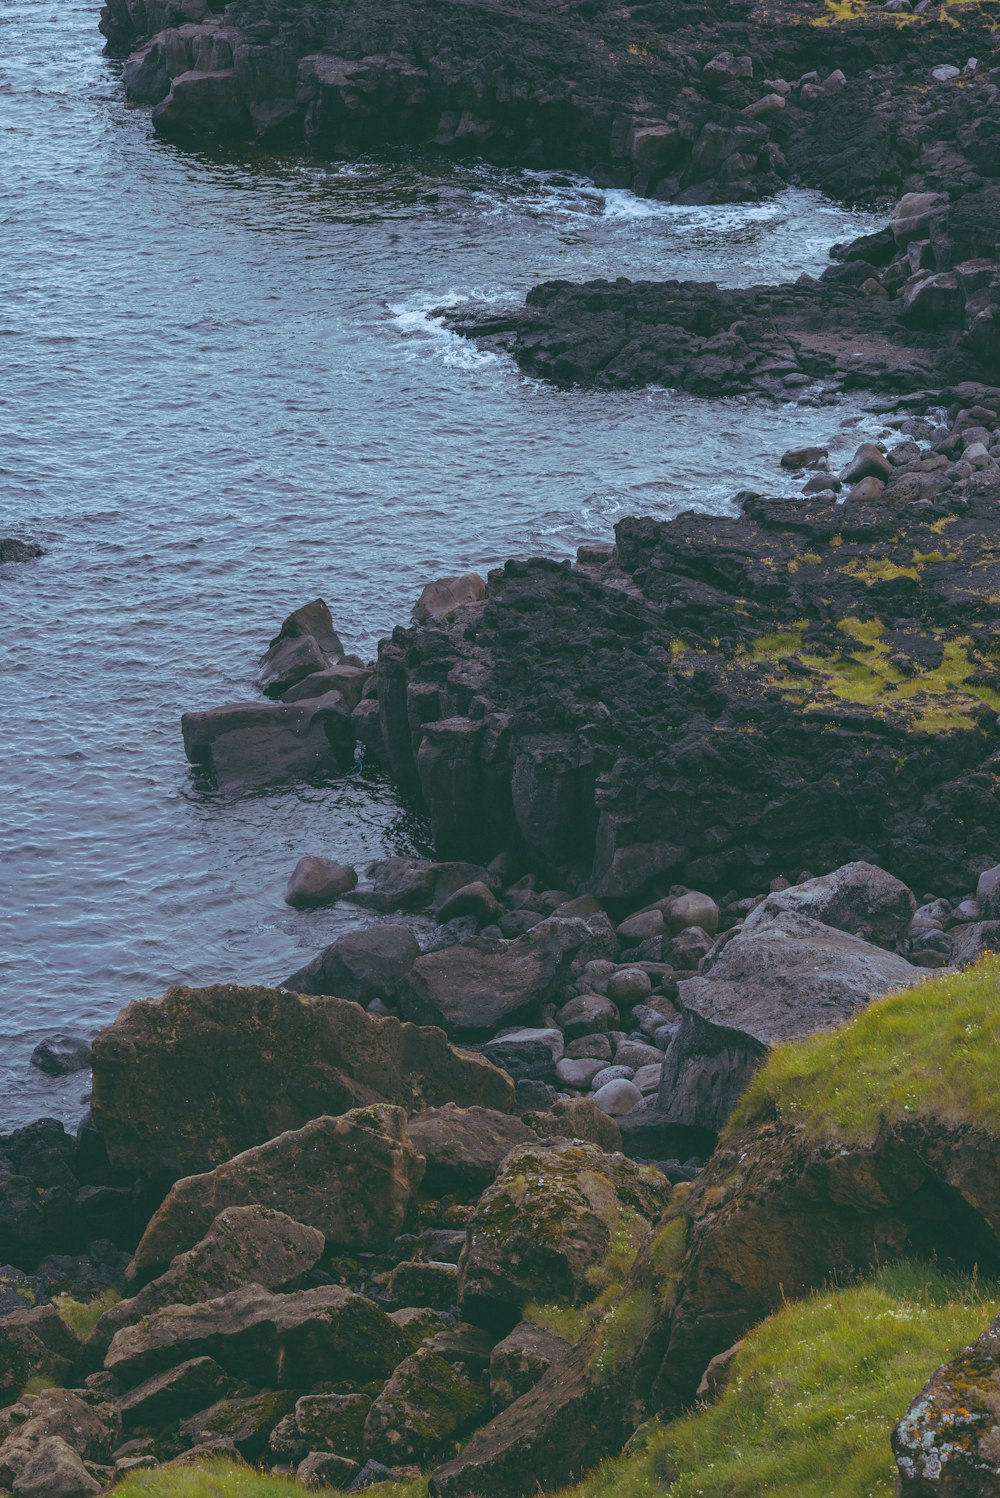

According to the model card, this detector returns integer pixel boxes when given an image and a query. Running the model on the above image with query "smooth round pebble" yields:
[556,1057,608,1088]
[591,1078,643,1116]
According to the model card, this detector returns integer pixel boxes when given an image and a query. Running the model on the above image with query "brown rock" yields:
[131,1106,423,1279]
[405,1105,535,1195]
[91,983,512,1180]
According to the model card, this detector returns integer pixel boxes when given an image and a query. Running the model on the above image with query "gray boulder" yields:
[413,574,486,624]
[284,857,358,909]
[658,911,927,1135]
[284,924,420,1003]
[483,1028,564,1080]
[741,861,915,949]
[181,696,355,786]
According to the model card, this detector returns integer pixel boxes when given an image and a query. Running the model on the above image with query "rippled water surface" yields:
[0,0,889,1127]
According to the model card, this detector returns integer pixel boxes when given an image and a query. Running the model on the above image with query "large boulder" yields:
[458,1140,670,1330]
[413,575,487,624]
[90,983,513,1179]
[104,1284,407,1390]
[741,861,915,949]
[894,1311,1000,1496]
[656,911,927,1136]
[406,1106,536,1196]
[131,1107,423,1279]
[283,924,420,1003]
[180,696,355,786]
[0,1390,118,1493]
[90,1205,325,1357]
[402,915,618,1034]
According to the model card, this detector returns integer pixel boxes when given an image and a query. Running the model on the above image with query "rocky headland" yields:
[6,0,1000,1495]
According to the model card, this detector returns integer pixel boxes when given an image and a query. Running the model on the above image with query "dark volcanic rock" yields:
[0,539,44,564]
[448,271,967,398]
[370,483,1000,899]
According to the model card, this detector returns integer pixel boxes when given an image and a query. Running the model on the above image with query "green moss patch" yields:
[53,1289,121,1342]
[732,954,1000,1142]
[560,1264,997,1498]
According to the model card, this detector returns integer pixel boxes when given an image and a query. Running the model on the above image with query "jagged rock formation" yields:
[98,0,1000,205]
[370,474,1000,900]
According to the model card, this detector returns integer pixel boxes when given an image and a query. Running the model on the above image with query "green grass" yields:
[559,1264,997,1498]
[732,955,1000,1142]
[53,1288,121,1341]
[113,1461,427,1498]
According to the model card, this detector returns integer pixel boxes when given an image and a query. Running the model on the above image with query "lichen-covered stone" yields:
[387,1260,459,1311]
[894,1311,1000,1496]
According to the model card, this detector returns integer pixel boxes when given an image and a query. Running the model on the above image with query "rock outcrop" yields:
[367,479,1000,900]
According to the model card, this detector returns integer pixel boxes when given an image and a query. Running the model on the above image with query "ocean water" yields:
[0,0,889,1128]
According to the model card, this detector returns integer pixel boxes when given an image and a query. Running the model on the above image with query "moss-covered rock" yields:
[458,1140,671,1330]
[364,1326,493,1465]
[650,957,1000,1409]
[293,1392,371,1460]
[178,1391,294,1460]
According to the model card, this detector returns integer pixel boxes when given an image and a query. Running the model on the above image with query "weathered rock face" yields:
[894,1311,1000,1497]
[402,914,618,1034]
[458,1140,671,1330]
[652,1115,1000,1413]
[90,983,513,1179]
[369,481,1000,900]
[131,1106,424,1278]
[104,1283,408,1389]
[90,1205,325,1356]
[256,599,344,698]
[657,910,927,1137]
[363,1325,493,1466]
[0,1388,119,1491]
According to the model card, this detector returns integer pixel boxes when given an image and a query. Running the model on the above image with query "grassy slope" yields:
[113,1266,996,1498]
[730,952,1000,1141]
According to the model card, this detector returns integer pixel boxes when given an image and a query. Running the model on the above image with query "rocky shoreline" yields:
[6,0,1000,1494]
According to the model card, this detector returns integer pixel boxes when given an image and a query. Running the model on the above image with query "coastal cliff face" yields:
[370,474,1000,900]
